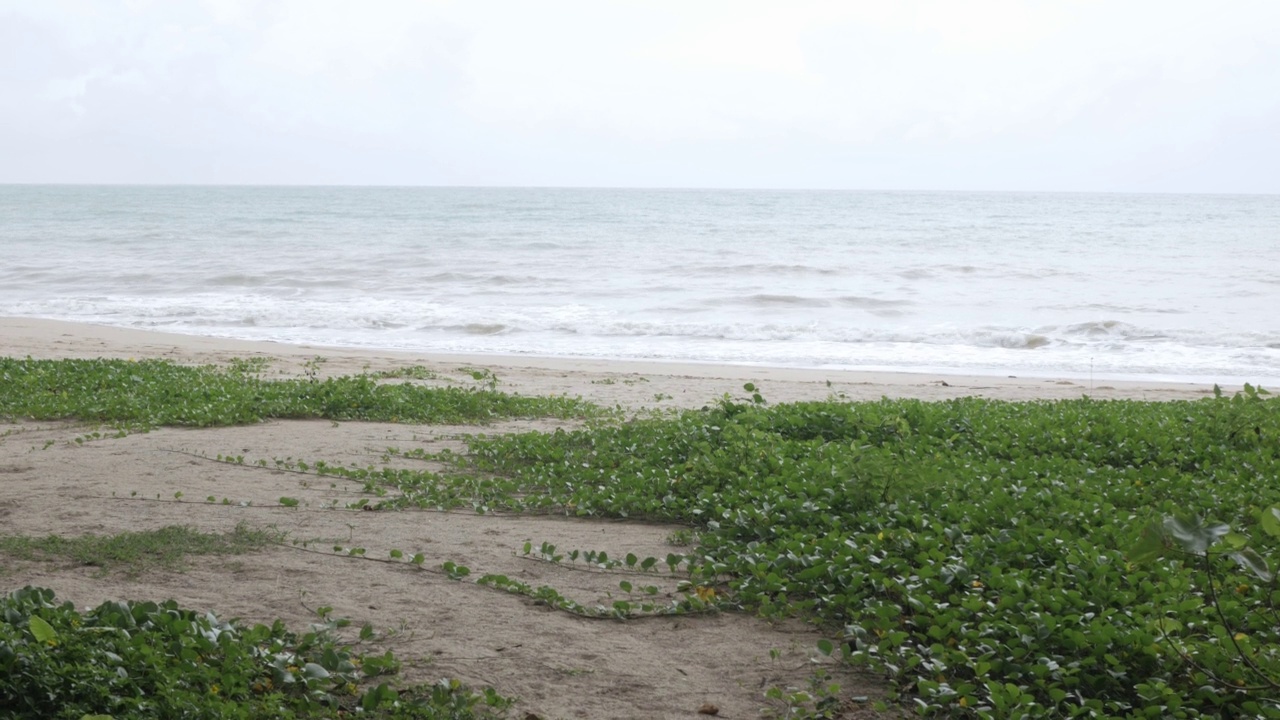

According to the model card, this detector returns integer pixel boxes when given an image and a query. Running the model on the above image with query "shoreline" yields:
[0,316,1229,404]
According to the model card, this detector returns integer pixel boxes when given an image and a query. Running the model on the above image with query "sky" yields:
[2,0,1278,192]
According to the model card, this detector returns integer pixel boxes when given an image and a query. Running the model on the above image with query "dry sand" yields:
[0,317,1225,719]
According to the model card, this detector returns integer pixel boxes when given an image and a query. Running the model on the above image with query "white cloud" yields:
[1,0,1277,190]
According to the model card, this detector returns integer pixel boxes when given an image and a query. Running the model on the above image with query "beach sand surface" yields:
[0,317,1225,718]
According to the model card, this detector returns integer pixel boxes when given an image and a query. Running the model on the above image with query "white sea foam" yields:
[1,186,1278,384]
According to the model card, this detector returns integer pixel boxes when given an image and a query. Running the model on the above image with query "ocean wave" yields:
[973,331,1052,349]
[1039,303,1187,315]
[419,272,562,287]
[669,263,841,277]
[9,300,1278,382]
[837,296,914,309]
[897,264,1089,282]
[11,292,1278,353]
[898,268,934,280]
[363,319,408,330]
[444,323,510,335]
[703,294,831,308]
[1056,320,1174,341]
[204,273,356,290]
[746,294,830,308]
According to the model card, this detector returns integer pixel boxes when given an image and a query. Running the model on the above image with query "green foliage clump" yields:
[0,524,277,575]
[0,357,595,428]
[0,586,509,719]
[445,385,1280,717]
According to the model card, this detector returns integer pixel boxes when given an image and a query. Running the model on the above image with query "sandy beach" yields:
[0,317,1228,718]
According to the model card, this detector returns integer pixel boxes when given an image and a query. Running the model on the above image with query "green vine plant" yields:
[520,540,691,575]
[764,666,848,720]
[285,540,725,622]
[175,447,586,516]
[1130,504,1280,701]
[473,572,721,621]
[0,586,512,718]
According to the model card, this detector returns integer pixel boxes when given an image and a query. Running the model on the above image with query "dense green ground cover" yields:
[0,357,594,427]
[0,586,509,719]
[449,386,1280,718]
[6,357,1280,717]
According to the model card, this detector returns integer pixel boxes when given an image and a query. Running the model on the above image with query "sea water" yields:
[1,185,1277,385]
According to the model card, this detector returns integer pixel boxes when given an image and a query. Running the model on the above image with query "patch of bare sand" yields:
[0,416,891,719]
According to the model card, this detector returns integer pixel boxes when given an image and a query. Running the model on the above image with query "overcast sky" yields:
[2,1,1278,192]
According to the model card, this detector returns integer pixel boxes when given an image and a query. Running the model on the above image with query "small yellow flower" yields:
[959,697,969,707]
[971,580,983,588]
[694,586,717,602]
[210,684,220,696]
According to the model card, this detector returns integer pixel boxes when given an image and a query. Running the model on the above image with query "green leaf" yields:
[28,615,56,644]
[1229,548,1273,582]
[1259,506,1280,538]
[1223,532,1250,550]
[1162,514,1229,555]
[1130,521,1167,563]
[817,639,834,656]
[798,565,827,581]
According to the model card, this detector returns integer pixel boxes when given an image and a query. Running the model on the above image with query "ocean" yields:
[1,185,1277,385]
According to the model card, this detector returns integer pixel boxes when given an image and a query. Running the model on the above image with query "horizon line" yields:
[2,182,1277,197]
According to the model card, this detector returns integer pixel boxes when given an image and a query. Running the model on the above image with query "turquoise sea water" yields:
[1,186,1277,384]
